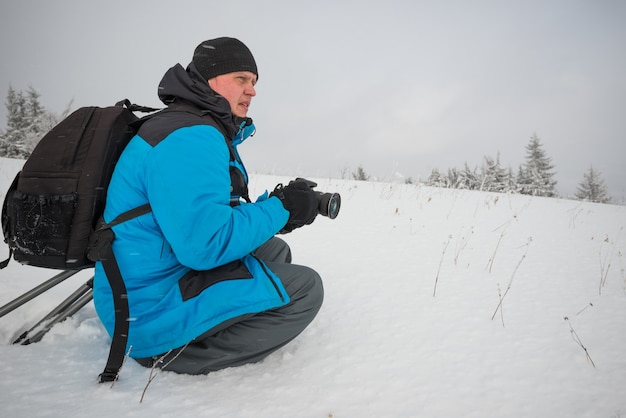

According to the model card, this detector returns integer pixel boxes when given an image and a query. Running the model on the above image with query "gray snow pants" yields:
[135,237,324,375]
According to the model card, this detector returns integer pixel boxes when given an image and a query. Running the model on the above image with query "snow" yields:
[1,156,625,417]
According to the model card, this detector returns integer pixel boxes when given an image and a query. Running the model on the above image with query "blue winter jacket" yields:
[93,63,291,358]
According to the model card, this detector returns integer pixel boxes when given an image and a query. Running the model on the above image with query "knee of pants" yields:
[256,237,292,264]
[268,262,324,313]
[294,267,324,314]
[310,271,324,310]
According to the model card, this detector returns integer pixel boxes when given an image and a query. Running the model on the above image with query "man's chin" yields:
[231,107,246,117]
[234,104,250,118]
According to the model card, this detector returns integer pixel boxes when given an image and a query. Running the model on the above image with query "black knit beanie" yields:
[192,37,258,81]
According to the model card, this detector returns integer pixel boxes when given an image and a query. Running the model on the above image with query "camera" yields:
[313,190,341,219]
[294,178,341,219]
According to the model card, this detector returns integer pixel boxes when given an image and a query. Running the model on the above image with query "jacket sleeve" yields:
[143,124,289,270]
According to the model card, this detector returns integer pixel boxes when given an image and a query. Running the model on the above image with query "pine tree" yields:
[506,167,517,193]
[352,165,370,181]
[446,167,461,189]
[480,152,508,192]
[427,168,444,188]
[461,162,479,190]
[0,85,60,158]
[515,165,525,194]
[575,166,611,203]
[0,85,28,157]
[23,86,47,152]
[518,133,558,197]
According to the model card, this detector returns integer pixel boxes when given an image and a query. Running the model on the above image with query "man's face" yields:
[208,71,257,118]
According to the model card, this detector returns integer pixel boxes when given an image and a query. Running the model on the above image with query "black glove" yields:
[270,179,319,233]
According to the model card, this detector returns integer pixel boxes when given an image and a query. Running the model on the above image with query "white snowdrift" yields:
[0,156,624,418]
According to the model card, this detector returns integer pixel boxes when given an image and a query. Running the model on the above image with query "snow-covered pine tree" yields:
[575,166,611,203]
[23,86,48,153]
[0,85,28,157]
[427,168,445,188]
[480,152,508,192]
[515,165,525,194]
[479,156,495,192]
[461,162,480,190]
[0,85,60,158]
[518,133,558,197]
[506,166,517,193]
[352,165,370,181]
[446,167,461,189]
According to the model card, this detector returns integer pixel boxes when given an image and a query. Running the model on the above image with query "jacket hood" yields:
[157,63,252,139]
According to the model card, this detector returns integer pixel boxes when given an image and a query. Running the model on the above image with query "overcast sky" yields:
[1,0,625,200]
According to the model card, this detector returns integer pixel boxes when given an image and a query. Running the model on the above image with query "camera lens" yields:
[317,192,341,219]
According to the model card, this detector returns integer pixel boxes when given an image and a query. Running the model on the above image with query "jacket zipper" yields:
[251,254,285,302]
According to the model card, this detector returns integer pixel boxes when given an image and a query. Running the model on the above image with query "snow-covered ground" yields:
[1,156,625,417]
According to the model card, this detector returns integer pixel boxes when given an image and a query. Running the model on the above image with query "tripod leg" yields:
[0,269,82,318]
[14,278,94,345]
[20,289,94,345]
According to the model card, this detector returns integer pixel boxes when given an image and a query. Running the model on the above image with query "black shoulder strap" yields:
[98,240,130,383]
[115,99,161,113]
[1,173,20,269]
[98,99,156,383]
[97,203,151,383]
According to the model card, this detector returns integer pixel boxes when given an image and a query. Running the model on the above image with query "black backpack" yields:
[1,100,158,382]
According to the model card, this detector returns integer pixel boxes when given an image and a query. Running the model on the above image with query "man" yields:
[93,37,324,375]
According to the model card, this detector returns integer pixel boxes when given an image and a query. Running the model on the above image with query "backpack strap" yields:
[97,239,129,383]
[96,102,157,382]
[90,203,152,383]
[115,99,161,113]
[1,173,20,269]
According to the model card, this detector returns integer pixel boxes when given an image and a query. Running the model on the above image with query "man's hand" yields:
[270,179,318,233]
